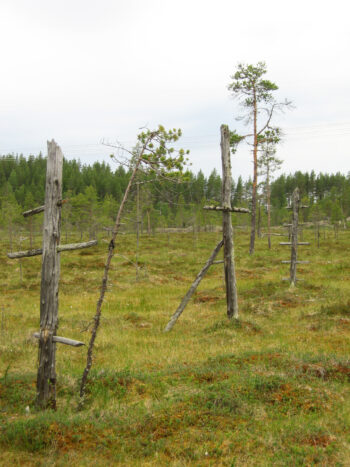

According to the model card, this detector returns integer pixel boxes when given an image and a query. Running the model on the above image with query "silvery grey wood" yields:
[8,248,43,259]
[164,240,224,332]
[22,205,45,217]
[203,205,250,213]
[220,125,238,319]
[22,200,65,217]
[279,242,310,245]
[290,188,300,287]
[36,140,63,409]
[33,332,84,347]
[261,233,285,237]
[7,240,97,259]
[282,278,304,281]
[281,260,310,264]
[57,240,97,252]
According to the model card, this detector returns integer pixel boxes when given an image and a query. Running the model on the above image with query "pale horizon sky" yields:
[1,0,349,180]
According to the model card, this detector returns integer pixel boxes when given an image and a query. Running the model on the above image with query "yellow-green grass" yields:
[0,228,349,466]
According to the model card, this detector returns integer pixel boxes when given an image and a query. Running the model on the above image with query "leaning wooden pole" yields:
[221,124,238,319]
[290,187,300,287]
[164,239,224,332]
[36,140,63,409]
[79,136,153,402]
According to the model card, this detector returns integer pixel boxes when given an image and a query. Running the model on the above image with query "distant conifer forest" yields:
[1,154,349,242]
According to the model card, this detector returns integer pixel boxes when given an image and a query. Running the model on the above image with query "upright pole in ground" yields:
[290,187,300,287]
[280,187,310,285]
[36,140,63,409]
[221,124,238,319]
[7,140,96,410]
[136,181,140,281]
[164,125,248,331]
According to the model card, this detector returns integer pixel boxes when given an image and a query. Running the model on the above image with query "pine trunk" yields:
[249,91,258,255]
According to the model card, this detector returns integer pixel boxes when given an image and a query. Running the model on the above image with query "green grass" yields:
[0,228,349,465]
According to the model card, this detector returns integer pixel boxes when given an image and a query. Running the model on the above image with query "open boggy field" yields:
[1,228,350,466]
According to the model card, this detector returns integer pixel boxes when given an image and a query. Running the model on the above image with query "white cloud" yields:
[0,0,349,177]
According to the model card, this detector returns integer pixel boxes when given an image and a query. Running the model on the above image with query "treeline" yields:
[1,154,349,242]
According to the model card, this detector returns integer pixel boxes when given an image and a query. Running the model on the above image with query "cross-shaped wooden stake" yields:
[164,125,249,331]
[280,187,310,286]
[7,140,97,409]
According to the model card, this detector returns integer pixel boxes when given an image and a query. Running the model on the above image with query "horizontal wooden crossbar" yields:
[57,240,97,252]
[22,200,67,217]
[22,205,45,217]
[282,278,305,281]
[286,205,309,210]
[283,223,305,226]
[281,260,310,264]
[279,242,310,246]
[261,233,286,237]
[7,240,97,259]
[33,332,85,347]
[203,205,250,213]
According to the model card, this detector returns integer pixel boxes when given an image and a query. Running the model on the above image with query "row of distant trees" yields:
[0,152,349,246]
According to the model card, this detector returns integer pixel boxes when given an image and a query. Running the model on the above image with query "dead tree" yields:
[165,125,249,331]
[7,140,97,409]
[79,126,190,404]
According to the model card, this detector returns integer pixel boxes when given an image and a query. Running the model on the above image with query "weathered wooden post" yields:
[36,140,62,409]
[221,124,238,319]
[164,125,249,331]
[7,140,97,409]
[280,187,310,287]
[289,187,300,286]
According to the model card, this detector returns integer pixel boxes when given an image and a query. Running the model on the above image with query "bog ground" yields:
[1,229,349,466]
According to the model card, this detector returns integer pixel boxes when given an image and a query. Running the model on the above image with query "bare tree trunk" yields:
[249,91,258,255]
[36,140,63,410]
[257,201,261,239]
[267,167,271,249]
[29,217,33,249]
[136,182,140,281]
[147,209,151,235]
[221,125,238,319]
[8,222,13,253]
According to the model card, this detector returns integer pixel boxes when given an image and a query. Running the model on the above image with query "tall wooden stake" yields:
[290,187,300,287]
[136,181,140,281]
[6,140,97,410]
[221,125,238,318]
[36,140,63,409]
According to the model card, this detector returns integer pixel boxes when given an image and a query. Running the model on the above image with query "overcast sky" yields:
[1,0,349,180]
